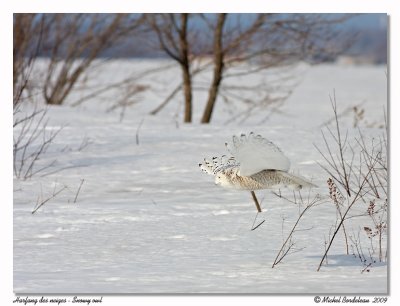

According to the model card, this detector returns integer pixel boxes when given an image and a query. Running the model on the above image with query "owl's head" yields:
[214,172,231,188]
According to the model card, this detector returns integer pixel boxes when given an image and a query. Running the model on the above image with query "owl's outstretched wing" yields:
[226,132,290,176]
[199,155,238,175]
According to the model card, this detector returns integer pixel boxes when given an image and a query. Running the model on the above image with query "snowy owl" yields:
[199,132,316,212]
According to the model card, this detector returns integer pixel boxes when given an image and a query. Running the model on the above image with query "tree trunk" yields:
[179,14,192,123]
[201,13,227,124]
[181,64,192,122]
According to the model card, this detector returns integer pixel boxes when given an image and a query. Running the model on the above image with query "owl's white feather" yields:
[226,132,290,176]
[199,132,316,191]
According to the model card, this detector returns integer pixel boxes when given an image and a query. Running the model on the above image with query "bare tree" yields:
[13,13,44,107]
[201,13,227,123]
[145,14,195,123]
[201,14,353,123]
[13,14,61,179]
[13,14,148,179]
[147,13,353,124]
[40,13,144,105]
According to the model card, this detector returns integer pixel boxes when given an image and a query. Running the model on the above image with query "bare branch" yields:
[73,179,85,203]
[32,185,68,214]
[272,191,322,268]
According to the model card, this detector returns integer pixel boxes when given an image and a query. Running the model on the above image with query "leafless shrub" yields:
[105,84,148,122]
[13,106,63,180]
[13,14,44,107]
[315,93,354,197]
[320,102,385,129]
[315,94,387,271]
[319,101,366,128]
[364,199,387,262]
[70,62,174,119]
[77,136,92,152]
[322,226,336,266]
[13,103,88,180]
[135,118,145,145]
[271,190,325,268]
[13,14,147,179]
[71,74,150,108]
[327,178,349,254]
[349,230,370,271]
[33,14,145,106]
[73,179,85,204]
[31,179,86,213]
[32,182,68,214]
[221,71,296,125]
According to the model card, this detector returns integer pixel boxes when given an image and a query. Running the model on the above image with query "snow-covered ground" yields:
[13,60,387,293]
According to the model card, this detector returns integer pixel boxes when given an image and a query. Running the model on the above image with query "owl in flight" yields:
[199,132,316,212]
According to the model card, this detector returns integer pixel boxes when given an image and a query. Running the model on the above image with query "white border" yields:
[5,0,396,13]
[2,1,398,306]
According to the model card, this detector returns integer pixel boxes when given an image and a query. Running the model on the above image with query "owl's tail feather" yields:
[279,171,318,190]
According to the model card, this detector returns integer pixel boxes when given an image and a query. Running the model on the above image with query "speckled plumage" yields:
[199,132,316,191]
[214,166,315,191]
